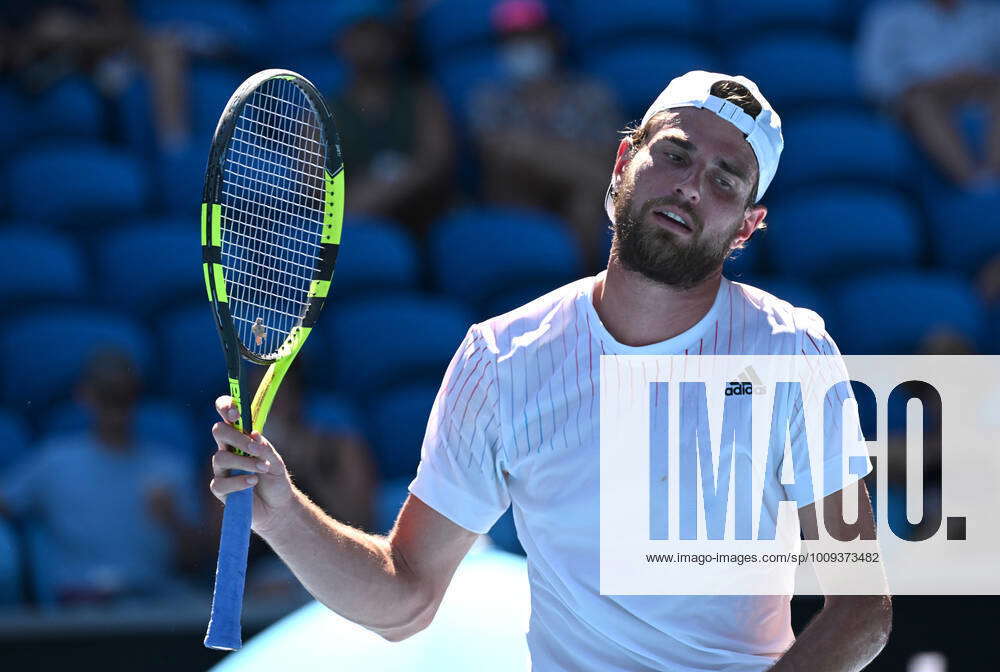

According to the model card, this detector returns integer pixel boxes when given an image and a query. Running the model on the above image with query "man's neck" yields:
[593,258,722,348]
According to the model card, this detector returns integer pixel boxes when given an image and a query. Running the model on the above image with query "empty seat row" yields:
[418,0,856,64]
[4,182,996,320]
[0,267,990,415]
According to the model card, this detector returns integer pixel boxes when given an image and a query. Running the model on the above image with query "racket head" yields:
[201,69,343,652]
[201,69,344,370]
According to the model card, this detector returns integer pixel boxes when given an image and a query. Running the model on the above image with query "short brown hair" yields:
[622,78,764,207]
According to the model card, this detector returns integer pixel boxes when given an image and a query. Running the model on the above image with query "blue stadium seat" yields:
[29,77,104,142]
[366,379,439,480]
[1,310,151,406]
[189,67,253,145]
[98,221,202,313]
[429,207,582,305]
[830,271,986,354]
[263,0,396,60]
[929,191,1000,273]
[751,277,830,317]
[119,69,245,159]
[483,280,573,319]
[158,304,225,403]
[128,65,256,157]
[0,519,22,605]
[710,0,846,33]
[774,110,917,193]
[0,229,87,305]
[723,239,763,283]
[0,85,29,156]
[766,187,921,279]
[417,0,496,63]
[582,41,719,119]
[332,216,420,297]
[0,409,30,473]
[118,76,157,157]
[4,143,150,224]
[154,143,205,214]
[326,293,474,397]
[728,33,860,110]
[374,476,411,534]
[566,0,703,50]
[136,0,264,57]
[489,508,525,555]
[305,394,363,435]
[136,399,200,468]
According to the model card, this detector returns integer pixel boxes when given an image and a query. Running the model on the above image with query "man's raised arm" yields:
[209,395,479,641]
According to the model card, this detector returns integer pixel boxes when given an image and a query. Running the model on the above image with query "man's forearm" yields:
[258,488,429,638]
[771,595,892,672]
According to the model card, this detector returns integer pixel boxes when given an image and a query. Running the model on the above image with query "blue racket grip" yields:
[204,472,254,650]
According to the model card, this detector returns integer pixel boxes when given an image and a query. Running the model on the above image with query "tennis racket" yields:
[200,69,344,651]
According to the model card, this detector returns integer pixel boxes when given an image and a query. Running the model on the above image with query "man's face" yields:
[610,107,765,288]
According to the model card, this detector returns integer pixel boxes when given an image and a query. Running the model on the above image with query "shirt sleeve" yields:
[783,319,873,507]
[408,324,510,534]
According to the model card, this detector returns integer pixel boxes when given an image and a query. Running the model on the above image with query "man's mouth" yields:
[652,208,694,233]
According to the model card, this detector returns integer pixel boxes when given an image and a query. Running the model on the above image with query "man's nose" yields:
[674,169,700,205]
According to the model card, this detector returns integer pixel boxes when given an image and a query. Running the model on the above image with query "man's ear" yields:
[612,138,633,180]
[732,204,767,249]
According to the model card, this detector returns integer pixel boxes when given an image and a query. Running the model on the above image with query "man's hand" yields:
[772,482,892,671]
[209,395,295,536]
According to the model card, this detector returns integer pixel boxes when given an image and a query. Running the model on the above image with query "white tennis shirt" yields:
[410,272,867,671]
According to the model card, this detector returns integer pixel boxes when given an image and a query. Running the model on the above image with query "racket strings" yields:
[219,76,326,358]
[224,151,326,204]
[236,115,326,160]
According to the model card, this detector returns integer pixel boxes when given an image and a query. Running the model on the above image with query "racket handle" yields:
[204,472,254,650]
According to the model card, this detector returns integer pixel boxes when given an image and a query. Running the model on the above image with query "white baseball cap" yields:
[605,70,783,221]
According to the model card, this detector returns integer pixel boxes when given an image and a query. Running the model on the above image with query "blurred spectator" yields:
[241,366,376,599]
[978,252,1000,305]
[469,0,621,266]
[253,367,376,532]
[330,1,455,236]
[1,0,190,150]
[0,350,205,605]
[858,0,1000,189]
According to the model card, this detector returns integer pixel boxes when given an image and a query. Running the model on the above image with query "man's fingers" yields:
[211,422,261,456]
[210,473,259,499]
[215,395,241,423]
[212,449,270,477]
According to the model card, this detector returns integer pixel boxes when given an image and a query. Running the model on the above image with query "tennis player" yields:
[209,71,892,670]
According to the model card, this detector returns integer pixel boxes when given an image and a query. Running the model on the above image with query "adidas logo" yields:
[725,366,767,396]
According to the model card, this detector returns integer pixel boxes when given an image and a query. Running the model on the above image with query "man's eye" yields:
[715,176,732,188]
[666,153,683,162]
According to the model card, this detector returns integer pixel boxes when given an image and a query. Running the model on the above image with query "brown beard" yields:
[610,172,742,289]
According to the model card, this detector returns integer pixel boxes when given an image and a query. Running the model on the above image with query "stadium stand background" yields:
[0,0,997,669]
